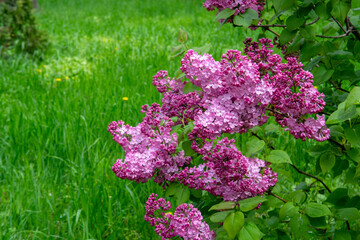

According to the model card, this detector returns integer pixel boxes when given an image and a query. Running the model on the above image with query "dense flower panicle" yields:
[175,138,277,201]
[145,194,215,240]
[203,0,265,16]
[153,70,202,123]
[108,103,190,183]
[180,49,273,140]
[243,38,329,141]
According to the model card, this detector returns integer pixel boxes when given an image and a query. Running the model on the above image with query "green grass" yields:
[0,0,259,239]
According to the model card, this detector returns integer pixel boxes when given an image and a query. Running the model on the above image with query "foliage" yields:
[0,0,48,58]
[109,0,360,239]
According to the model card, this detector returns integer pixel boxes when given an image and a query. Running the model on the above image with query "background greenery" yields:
[1,0,359,239]
[0,0,251,239]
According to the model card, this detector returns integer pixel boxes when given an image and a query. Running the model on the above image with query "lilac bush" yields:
[108,38,330,239]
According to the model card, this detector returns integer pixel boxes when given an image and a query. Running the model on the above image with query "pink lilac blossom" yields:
[181,49,273,140]
[203,0,265,16]
[145,193,215,240]
[243,38,330,141]
[108,103,191,184]
[175,138,277,201]
[153,70,202,124]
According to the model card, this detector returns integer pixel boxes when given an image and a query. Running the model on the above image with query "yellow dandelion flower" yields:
[56,78,62,82]
[115,47,118,50]
[102,38,106,42]
[314,86,318,89]
[122,97,129,101]
[65,77,69,80]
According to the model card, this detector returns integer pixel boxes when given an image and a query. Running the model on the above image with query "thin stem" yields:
[346,16,360,41]
[305,17,320,26]
[249,24,286,28]
[266,28,280,37]
[290,164,332,193]
[329,79,350,93]
[268,192,288,203]
[331,15,347,33]
[316,28,353,39]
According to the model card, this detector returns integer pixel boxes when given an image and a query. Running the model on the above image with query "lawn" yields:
[0,0,254,239]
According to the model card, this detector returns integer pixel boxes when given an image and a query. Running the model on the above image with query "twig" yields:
[268,192,288,203]
[329,79,350,93]
[249,24,286,28]
[331,15,347,33]
[305,17,320,26]
[290,164,332,193]
[316,28,353,39]
[266,27,280,37]
[346,17,360,41]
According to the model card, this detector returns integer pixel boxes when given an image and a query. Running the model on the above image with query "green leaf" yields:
[245,137,265,157]
[215,8,236,21]
[242,8,259,20]
[182,82,201,94]
[349,8,360,29]
[233,9,259,28]
[165,182,179,197]
[329,125,344,137]
[345,125,360,148]
[286,15,305,30]
[315,2,328,18]
[325,188,349,207]
[300,26,315,40]
[347,148,360,163]
[192,43,211,55]
[273,0,295,12]
[224,212,245,240]
[312,64,334,85]
[336,208,360,221]
[289,214,311,239]
[280,29,297,44]
[334,230,352,240]
[299,42,322,62]
[175,185,190,206]
[190,188,202,198]
[210,210,233,223]
[326,102,357,124]
[177,29,188,43]
[308,216,327,228]
[279,202,299,220]
[287,34,305,53]
[239,196,267,212]
[320,152,336,173]
[238,221,264,240]
[331,0,350,24]
[345,87,360,108]
[266,150,292,164]
[288,190,306,204]
[209,201,236,211]
[182,140,195,156]
[305,203,332,217]
[307,144,329,157]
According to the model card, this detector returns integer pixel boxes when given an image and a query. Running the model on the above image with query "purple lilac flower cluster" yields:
[203,0,265,15]
[243,38,330,141]
[144,194,215,240]
[108,103,191,184]
[175,138,277,201]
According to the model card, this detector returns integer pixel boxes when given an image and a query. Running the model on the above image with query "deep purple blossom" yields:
[145,194,215,240]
